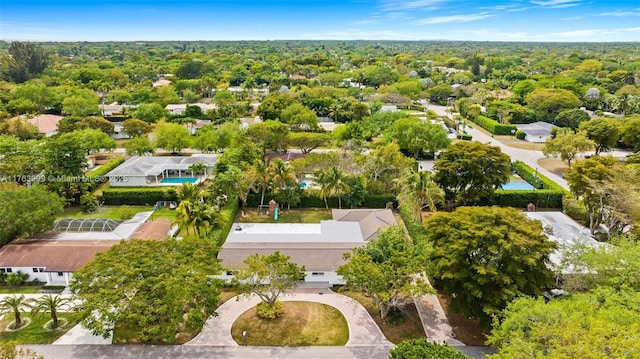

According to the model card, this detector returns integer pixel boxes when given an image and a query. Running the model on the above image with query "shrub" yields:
[492,190,564,209]
[470,115,517,135]
[6,271,29,286]
[562,194,588,223]
[86,156,125,191]
[246,193,395,209]
[99,187,177,205]
[456,133,473,140]
[80,192,98,213]
[515,130,526,140]
[211,197,239,247]
[256,301,284,319]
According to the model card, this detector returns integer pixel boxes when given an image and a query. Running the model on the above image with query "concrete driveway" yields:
[186,289,391,346]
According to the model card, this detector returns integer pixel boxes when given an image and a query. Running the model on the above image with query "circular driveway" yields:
[186,290,391,346]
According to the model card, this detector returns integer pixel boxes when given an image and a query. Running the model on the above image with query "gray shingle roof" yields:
[106,155,216,177]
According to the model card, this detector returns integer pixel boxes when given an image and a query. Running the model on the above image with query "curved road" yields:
[427,103,570,191]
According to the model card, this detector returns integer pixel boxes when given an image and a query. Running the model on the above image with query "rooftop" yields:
[106,155,217,177]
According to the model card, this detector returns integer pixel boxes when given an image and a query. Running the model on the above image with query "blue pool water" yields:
[501,181,535,190]
[161,177,197,184]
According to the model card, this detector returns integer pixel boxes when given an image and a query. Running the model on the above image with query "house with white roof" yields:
[516,121,558,143]
[217,209,396,285]
[165,103,217,115]
[106,155,217,187]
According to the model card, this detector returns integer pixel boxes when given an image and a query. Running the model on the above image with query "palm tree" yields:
[314,167,332,209]
[176,200,196,236]
[270,158,296,193]
[29,294,72,328]
[0,295,29,329]
[177,182,204,202]
[325,166,351,209]
[192,201,226,238]
[396,168,445,223]
[314,166,350,209]
[253,160,272,208]
[188,162,207,177]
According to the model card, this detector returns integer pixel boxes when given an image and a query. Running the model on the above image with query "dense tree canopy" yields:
[71,238,222,343]
[0,184,64,247]
[424,206,556,323]
[434,141,511,206]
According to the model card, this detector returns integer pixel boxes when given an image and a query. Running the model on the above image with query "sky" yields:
[1,0,639,42]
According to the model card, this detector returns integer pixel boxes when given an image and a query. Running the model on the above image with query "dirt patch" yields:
[537,157,569,175]
[503,141,542,151]
[131,220,173,240]
[437,292,488,346]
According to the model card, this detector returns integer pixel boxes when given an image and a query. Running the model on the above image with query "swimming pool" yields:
[501,181,535,190]
[160,177,197,184]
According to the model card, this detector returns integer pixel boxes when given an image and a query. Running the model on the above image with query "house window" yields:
[0,268,12,273]
[57,272,64,277]
[226,271,234,276]
[311,272,325,276]
[32,267,44,273]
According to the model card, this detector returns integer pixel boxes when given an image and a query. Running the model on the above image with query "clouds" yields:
[416,13,495,25]
[530,0,581,8]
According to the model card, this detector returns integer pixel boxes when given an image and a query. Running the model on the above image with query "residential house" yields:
[516,121,558,143]
[217,209,396,285]
[10,114,65,137]
[165,103,217,115]
[106,155,217,187]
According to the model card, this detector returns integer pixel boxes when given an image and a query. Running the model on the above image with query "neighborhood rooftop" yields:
[106,155,217,177]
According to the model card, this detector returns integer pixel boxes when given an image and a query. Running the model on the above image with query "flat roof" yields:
[227,221,363,243]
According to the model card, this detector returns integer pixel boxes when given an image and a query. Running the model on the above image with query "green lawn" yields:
[0,286,43,294]
[338,289,426,344]
[239,209,332,223]
[0,313,80,344]
[150,208,177,221]
[57,206,153,221]
[231,301,349,346]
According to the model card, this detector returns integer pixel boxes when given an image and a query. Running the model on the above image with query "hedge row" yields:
[512,161,567,193]
[456,133,473,140]
[245,193,397,209]
[86,157,125,191]
[491,190,564,209]
[470,115,518,135]
[212,198,239,247]
[99,187,178,205]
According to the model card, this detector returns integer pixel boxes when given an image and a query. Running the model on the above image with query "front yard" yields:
[0,313,80,344]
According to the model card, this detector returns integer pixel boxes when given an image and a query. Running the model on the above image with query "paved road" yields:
[23,345,395,359]
[187,290,391,346]
[428,103,570,191]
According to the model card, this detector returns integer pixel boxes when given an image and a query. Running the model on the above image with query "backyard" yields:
[238,208,332,223]
[57,206,152,221]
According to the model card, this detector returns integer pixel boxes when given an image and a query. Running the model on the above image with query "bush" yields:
[562,194,588,223]
[515,130,526,140]
[256,301,284,319]
[99,187,177,205]
[6,271,29,286]
[491,190,564,209]
[86,156,125,191]
[211,197,240,247]
[80,192,98,213]
[456,133,473,140]
[470,115,517,135]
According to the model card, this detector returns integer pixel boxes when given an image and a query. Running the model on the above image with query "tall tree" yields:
[153,121,191,154]
[542,128,595,167]
[383,117,450,159]
[1,42,50,83]
[488,288,640,358]
[232,251,305,319]
[425,206,556,323]
[0,295,29,329]
[396,168,444,223]
[122,119,152,138]
[434,141,511,206]
[620,115,640,152]
[287,132,331,154]
[29,294,73,328]
[71,238,222,343]
[578,117,622,155]
[0,185,64,246]
[338,226,430,320]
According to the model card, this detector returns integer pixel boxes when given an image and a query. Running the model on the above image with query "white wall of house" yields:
[525,134,551,143]
[1,267,72,285]
[108,176,148,187]
[214,271,345,286]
